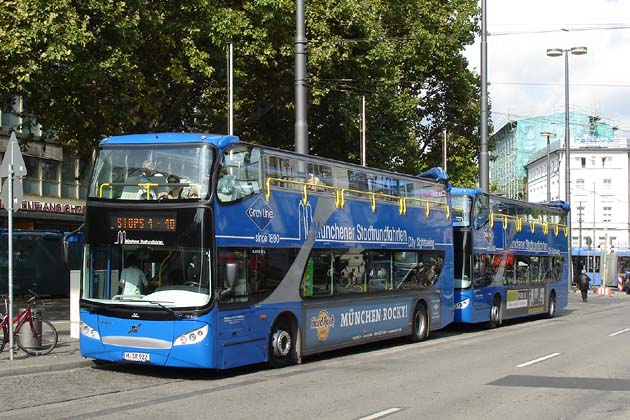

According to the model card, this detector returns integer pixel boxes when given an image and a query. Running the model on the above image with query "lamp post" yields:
[540,132,556,202]
[547,46,587,283]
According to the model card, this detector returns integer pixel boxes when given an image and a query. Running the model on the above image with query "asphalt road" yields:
[2,290,629,420]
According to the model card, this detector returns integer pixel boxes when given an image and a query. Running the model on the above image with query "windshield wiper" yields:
[116,298,183,319]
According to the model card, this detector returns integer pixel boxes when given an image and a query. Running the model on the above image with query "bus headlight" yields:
[454,298,470,310]
[80,321,100,339]
[174,325,208,346]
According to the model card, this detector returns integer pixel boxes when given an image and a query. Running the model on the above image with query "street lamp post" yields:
[540,132,556,202]
[546,46,587,283]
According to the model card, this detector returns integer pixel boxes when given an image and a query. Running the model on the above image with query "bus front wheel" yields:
[411,304,428,342]
[268,318,297,368]
[488,297,502,329]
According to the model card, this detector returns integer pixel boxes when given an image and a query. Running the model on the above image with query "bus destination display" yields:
[110,214,176,232]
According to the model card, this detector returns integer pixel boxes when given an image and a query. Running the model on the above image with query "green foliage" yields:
[0,0,482,184]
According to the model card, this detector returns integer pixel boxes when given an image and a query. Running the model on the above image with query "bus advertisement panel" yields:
[79,133,454,370]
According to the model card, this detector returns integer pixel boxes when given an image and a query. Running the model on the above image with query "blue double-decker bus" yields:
[79,133,454,369]
[451,188,569,327]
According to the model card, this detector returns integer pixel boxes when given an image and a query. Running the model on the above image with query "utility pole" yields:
[479,0,489,192]
[360,96,366,166]
[294,0,308,155]
[443,129,447,172]
[227,42,233,135]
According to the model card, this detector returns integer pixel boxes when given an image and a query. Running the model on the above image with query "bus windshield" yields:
[83,242,211,308]
[88,145,213,201]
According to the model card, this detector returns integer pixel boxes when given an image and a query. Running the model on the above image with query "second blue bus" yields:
[451,188,570,327]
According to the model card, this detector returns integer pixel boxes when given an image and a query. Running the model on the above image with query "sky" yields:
[463,0,630,136]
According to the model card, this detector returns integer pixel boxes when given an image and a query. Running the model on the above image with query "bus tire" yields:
[268,317,297,369]
[410,303,429,342]
[547,292,557,318]
[488,296,502,329]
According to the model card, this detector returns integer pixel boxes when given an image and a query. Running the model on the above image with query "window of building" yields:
[61,157,77,198]
[41,159,60,197]
[602,206,612,222]
[78,158,91,198]
[580,158,586,168]
[23,156,40,194]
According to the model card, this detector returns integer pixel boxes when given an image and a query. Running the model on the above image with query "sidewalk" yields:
[1,291,628,378]
[0,299,92,378]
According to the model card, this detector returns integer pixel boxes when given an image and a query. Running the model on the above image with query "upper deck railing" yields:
[265,177,450,219]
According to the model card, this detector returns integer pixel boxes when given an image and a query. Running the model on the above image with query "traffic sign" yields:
[1,177,23,212]
[0,132,27,177]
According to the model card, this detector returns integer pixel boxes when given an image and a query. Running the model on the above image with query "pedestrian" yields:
[577,270,590,302]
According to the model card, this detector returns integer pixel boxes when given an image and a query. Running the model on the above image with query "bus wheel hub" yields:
[272,330,291,357]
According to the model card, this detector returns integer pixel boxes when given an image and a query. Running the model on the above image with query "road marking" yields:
[608,328,630,337]
[358,408,402,420]
[516,352,562,368]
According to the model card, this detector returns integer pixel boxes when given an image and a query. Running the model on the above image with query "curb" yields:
[0,359,94,378]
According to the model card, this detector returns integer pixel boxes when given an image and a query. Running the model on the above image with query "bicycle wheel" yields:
[0,323,7,353]
[16,319,58,356]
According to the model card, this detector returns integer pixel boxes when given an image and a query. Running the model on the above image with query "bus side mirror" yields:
[226,262,239,288]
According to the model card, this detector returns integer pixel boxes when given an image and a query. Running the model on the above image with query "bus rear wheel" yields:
[547,292,557,318]
[488,297,502,329]
[411,304,428,342]
[268,319,297,368]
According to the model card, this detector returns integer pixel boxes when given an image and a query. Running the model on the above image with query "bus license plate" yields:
[124,352,150,362]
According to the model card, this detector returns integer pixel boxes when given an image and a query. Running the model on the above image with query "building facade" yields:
[490,112,615,200]
[0,103,90,232]
[526,137,630,250]
[492,112,627,250]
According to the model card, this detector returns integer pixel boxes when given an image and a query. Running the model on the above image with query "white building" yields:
[525,137,630,250]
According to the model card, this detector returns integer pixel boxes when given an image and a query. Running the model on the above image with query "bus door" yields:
[215,254,267,369]
[89,246,119,299]
[471,254,495,323]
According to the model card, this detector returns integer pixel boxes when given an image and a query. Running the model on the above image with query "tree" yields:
[0,0,482,183]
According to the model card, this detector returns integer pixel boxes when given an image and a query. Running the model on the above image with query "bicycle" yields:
[0,290,58,356]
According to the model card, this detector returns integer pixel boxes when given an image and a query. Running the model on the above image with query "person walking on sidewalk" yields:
[577,270,590,302]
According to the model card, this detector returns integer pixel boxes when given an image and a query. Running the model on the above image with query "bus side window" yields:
[474,196,490,229]
[219,146,262,203]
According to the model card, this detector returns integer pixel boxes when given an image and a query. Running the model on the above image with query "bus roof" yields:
[100,133,239,149]
[450,187,570,212]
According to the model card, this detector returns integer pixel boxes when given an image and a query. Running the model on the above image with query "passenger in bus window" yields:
[421,259,437,286]
[306,173,322,190]
[137,160,163,200]
[119,255,148,296]
[141,160,163,179]
[159,175,183,200]
[186,254,200,284]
